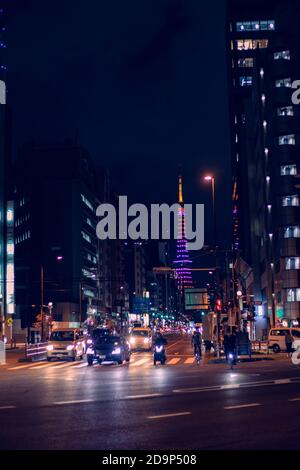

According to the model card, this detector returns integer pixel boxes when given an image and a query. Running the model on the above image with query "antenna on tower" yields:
[178,166,183,204]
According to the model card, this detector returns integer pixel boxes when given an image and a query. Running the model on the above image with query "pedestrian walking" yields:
[285,331,294,357]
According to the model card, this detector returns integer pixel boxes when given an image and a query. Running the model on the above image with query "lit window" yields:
[284,226,300,238]
[236,39,268,50]
[282,194,299,207]
[239,76,252,86]
[81,194,94,212]
[7,242,14,255]
[275,78,292,88]
[277,106,294,116]
[279,134,295,145]
[236,21,275,32]
[274,50,290,60]
[237,58,254,68]
[286,257,300,270]
[281,164,297,176]
[7,209,13,222]
[81,231,92,243]
[287,288,300,302]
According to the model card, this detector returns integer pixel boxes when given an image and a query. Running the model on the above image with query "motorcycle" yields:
[154,344,166,365]
[194,345,201,365]
[227,351,235,370]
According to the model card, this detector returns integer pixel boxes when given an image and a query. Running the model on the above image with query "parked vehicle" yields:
[268,327,300,353]
[87,331,131,366]
[46,328,85,361]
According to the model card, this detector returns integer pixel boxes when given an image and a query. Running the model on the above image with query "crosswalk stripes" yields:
[184,357,195,364]
[4,354,197,371]
[131,358,149,367]
[167,358,181,365]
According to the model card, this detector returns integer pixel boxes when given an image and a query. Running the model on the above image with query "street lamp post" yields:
[204,175,220,357]
[204,175,216,250]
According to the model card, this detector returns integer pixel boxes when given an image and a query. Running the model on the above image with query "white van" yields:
[46,328,86,361]
[268,327,300,353]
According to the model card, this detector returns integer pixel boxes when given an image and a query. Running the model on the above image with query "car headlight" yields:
[144,338,149,343]
[130,337,135,344]
[87,347,94,355]
[46,344,53,351]
[67,345,74,351]
[112,347,121,355]
[87,339,93,345]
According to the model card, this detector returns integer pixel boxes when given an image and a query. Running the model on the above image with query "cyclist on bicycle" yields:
[191,329,202,357]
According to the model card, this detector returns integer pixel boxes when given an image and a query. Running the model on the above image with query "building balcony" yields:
[272,145,300,165]
[271,87,293,107]
[279,206,300,225]
[279,239,300,258]
[283,301,300,319]
[271,116,296,136]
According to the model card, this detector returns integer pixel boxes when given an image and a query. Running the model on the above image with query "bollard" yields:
[0,340,6,364]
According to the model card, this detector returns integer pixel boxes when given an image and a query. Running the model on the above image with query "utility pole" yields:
[40,265,44,342]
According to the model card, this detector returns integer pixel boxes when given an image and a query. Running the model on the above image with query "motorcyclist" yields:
[191,329,202,357]
[225,331,237,364]
[154,332,167,347]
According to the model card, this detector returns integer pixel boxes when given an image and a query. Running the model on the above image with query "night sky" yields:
[8,0,231,249]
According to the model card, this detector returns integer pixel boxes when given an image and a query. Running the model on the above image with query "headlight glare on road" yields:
[46,344,53,351]
[112,348,121,355]
[67,345,74,351]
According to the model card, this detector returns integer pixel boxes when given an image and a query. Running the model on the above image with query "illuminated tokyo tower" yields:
[173,174,193,292]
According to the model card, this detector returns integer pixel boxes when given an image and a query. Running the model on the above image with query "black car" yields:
[86,332,131,366]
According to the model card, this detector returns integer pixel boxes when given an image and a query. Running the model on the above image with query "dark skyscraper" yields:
[0,3,8,339]
[14,141,102,331]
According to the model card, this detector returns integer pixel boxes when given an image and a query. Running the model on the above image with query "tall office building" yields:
[0,3,9,339]
[173,175,193,292]
[14,141,102,332]
[227,1,300,337]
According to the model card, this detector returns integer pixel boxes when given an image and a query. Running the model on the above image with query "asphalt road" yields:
[1,334,300,450]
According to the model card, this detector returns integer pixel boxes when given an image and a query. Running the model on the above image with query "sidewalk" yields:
[1,346,25,366]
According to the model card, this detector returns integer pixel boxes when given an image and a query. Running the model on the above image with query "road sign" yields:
[185,288,209,311]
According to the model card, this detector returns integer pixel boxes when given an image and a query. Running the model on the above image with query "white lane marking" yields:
[53,399,95,405]
[148,412,191,420]
[8,362,44,370]
[49,362,79,369]
[74,362,88,368]
[274,378,291,385]
[224,403,261,410]
[184,357,195,364]
[288,397,300,402]
[167,358,181,365]
[125,393,162,399]
[29,362,63,370]
[173,377,300,395]
[0,405,16,410]
[220,384,240,390]
[166,339,183,351]
[131,358,149,367]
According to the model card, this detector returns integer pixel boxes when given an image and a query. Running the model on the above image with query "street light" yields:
[204,175,216,250]
[204,175,220,356]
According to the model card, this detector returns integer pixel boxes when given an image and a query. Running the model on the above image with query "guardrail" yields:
[25,342,48,361]
[251,341,269,352]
